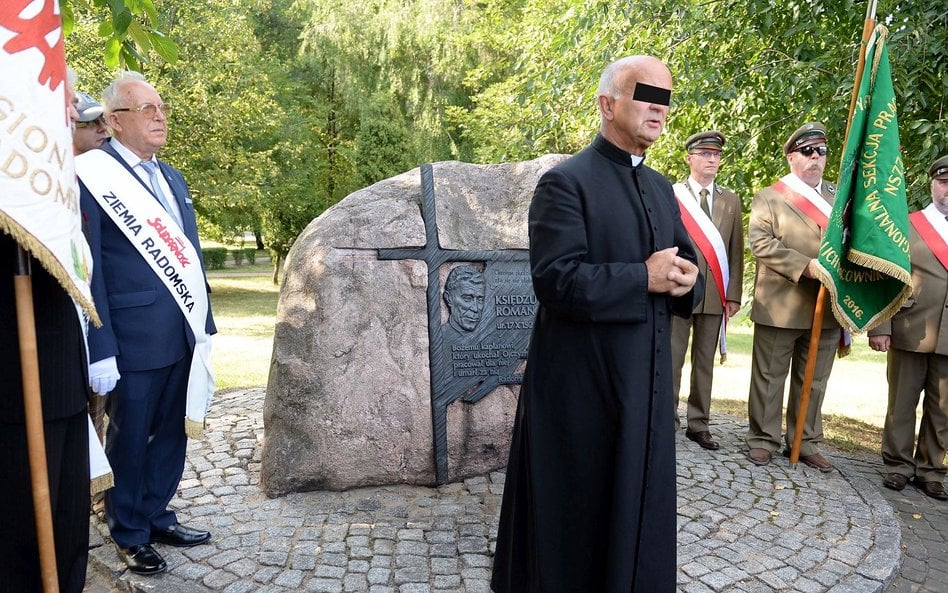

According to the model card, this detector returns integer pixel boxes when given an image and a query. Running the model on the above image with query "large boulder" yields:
[261,155,568,495]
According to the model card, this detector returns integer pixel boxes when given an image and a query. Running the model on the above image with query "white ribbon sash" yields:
[76,150,214,439]
[910,203,948,271]
[673,183,730,303]
[776,174,832,228]
[673,183,731,361]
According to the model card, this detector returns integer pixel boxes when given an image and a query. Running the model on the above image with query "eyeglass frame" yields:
[75,116,107,129]
[689,149,722,159]
[794,145,828,157]
[111,103,173,117]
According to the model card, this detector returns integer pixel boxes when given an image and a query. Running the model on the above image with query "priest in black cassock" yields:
[491,55,703,593]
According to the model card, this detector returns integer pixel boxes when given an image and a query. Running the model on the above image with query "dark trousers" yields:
[105,357,191,547]
[0,410,90,593]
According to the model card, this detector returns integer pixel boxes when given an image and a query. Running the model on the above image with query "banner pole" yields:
[789,0,878,468]
[14,246,60,593]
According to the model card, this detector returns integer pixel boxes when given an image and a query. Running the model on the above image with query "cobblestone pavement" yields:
[83,388,947,592]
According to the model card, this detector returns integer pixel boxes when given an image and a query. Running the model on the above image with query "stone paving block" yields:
[307,578,343,593]
[344,573,368,592]
[86,391,924,593]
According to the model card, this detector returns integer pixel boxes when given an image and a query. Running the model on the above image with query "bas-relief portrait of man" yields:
[442,265,486,336]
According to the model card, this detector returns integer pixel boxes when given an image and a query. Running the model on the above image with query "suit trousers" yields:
[881,349,948,482]
[0,410,90,593]
[746,323,840,456]
[671,313,722,432]
[105,356,192,548]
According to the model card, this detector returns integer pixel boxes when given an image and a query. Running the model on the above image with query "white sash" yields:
[780,174,832,220]
[673,183,731,361]
[672,183,730,299]
[76,150,214,439]
[920,203,948,242]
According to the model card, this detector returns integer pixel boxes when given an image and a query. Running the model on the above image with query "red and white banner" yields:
[0,0,97,323]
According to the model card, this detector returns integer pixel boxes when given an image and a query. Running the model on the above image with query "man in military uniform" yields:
[671,131,744,450]
[745,122,842,471]
[869,155,948,500]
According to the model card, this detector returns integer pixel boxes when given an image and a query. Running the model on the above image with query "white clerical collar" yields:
[630,154,645,167]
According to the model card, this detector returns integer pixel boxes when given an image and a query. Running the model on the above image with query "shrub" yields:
[232,249,244,266]
[242,248,257,265]
[203,247,227,270]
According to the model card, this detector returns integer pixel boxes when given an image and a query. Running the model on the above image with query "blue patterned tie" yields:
[139,160,180,226]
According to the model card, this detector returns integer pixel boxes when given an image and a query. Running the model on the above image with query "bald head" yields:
[597,55,673,155]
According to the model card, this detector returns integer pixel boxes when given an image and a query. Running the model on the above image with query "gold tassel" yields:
[185,418,206,440]
[90,472,114,496]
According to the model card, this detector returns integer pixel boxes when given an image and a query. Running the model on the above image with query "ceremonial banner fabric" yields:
[0,0,98,324]
[1,0,110,487]
[815,25,912,333]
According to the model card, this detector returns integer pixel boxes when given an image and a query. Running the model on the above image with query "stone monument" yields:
[261,155,567,495]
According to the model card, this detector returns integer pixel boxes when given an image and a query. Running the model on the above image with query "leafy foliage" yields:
[63,0,945,280]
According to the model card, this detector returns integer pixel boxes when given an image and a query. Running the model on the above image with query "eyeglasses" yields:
[111,103,173,117]
[690,150,722,159]
[75,117,106,129]
[795,145,828,157]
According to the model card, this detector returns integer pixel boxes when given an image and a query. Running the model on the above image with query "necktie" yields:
[140,160,180,226]
[699,188,711,217]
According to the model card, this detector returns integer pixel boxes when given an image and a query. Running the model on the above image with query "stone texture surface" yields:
[262,157,568,494]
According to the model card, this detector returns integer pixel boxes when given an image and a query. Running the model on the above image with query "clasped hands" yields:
[646,247,699,297]
[89,356,121,396]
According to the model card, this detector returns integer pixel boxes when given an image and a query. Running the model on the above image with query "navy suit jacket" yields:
[79,141,215,372]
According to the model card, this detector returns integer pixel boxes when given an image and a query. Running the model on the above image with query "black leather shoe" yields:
[686,430,720,451]
[116,544,166,575]
[151,523,211,547]
[913,479,948,501]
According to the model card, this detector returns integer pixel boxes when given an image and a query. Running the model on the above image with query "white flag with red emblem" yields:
[0,0,97,323]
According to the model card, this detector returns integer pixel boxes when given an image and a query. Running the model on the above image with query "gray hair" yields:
[101,71,148,113]
[597,56,643,99]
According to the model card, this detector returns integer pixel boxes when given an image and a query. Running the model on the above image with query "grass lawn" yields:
[208,271,280,391]
[702,319,892,454]
[206,262,898,455]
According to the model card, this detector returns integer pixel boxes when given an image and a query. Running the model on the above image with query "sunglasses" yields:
[75,117,106,128]
[795,145,828,157]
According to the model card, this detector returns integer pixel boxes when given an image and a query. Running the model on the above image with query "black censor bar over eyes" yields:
[632,82,671,106]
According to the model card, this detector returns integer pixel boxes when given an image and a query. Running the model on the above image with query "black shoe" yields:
[151,523,211,547]
[685,430,720,451]
[116,544,167,575]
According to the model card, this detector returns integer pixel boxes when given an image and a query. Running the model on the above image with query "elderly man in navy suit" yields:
[77,71,216,575]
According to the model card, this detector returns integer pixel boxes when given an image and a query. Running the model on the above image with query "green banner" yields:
[816,26,912,333]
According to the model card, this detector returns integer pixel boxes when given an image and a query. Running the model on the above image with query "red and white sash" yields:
[76,150,214,439]
[910,203,948,271]
[674,183,730,360]
[772,174,831,229]
[772,174,850,354]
